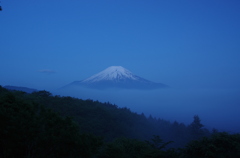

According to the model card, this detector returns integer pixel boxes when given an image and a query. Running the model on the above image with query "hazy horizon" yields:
[54,85,240,133]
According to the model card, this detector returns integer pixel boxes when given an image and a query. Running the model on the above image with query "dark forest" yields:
[0,86,240,158]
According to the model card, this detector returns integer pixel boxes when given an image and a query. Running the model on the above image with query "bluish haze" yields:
[1,1,240,132]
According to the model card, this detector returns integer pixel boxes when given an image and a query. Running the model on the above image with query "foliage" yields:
[99,136,179,158]
[21,89,211,148]
[182,132,240,158]
[0,87,102,158]
[146,135,173,150]
[2,86,238,157]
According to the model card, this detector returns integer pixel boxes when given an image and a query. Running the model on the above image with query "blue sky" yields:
[1,0,240,90]
[1,0,240,132]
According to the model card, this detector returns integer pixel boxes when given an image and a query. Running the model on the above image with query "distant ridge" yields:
[4,85,38,93]
[64,66,168,90]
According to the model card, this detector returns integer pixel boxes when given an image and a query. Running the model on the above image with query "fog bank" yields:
[56,87,240,133]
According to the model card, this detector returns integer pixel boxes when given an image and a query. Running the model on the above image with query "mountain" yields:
[4,85,38,93]
[65,66,168,90]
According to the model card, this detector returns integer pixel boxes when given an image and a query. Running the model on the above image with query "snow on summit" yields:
[64,66,168,90]
[82,66,138,82]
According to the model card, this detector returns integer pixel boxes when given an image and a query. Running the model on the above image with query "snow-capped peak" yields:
[82,66,139,83]
[65,66,168,90]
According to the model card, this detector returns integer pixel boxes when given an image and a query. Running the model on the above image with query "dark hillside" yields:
[1,86,210,148]
[1,85,240,157]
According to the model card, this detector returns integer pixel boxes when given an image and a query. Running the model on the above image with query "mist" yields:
[55,86,240,133]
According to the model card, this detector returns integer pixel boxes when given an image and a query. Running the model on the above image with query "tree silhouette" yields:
[190,115,203,129]
[189,115,204,139]
[184,132,240,158]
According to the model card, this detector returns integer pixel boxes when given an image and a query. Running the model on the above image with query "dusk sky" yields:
[1,1,240,132]
[1,0,240,90]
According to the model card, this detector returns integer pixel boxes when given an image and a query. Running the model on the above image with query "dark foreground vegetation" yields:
[1,85,240,157]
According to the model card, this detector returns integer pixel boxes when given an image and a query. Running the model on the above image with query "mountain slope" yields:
[66,66,168,90]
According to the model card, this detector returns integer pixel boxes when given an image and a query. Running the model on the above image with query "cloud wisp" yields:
[38,69,56,74]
